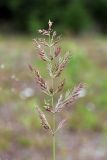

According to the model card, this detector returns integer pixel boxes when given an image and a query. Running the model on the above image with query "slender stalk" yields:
[49,32,56,160]
[53,133,56,160]
[52,78,56,160]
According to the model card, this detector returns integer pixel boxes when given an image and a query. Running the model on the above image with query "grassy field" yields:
[0,34,107,159]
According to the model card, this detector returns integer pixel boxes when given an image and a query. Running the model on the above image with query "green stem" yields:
[53,132,56,160]
[52,79,56,160]
[49,32,56,160]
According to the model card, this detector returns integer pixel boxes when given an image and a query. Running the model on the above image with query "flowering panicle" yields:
[29,20,85,160]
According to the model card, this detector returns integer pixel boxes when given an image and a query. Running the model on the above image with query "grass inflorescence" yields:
[29,20,85,160]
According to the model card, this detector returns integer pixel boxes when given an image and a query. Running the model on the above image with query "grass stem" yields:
[52,78,56,160]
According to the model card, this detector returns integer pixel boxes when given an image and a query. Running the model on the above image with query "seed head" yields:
[29,21,85,138]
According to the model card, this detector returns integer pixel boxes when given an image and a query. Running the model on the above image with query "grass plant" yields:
[29,20,85,160]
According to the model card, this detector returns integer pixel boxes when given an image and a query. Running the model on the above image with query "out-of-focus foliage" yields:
[0,0,107,33]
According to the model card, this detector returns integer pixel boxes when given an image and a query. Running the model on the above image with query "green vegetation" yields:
[0,0,107,33]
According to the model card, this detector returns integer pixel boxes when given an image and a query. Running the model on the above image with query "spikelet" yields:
[55,79,65,93]
[65,83,85,105]
[34,69,48,92]
[28,64,49,94]
[53,35,62,46]
[48,19,53,31]
[54,94,63,113]
[33,39,41,49]
[38,29,50,36]
[55,47,61,57]
[54,52,71,77]
[44,106,53,113]
[38,50,45,61]
[70,83,84,99]
[55,83,85,112]
[33,39,49,61]
[54,119,66,134]
[37,38,49,47]
[43,99,54,113]
[38,20,53,36]
[36,107,52,134]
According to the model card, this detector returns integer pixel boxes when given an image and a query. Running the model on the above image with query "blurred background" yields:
[0,0,107,160]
